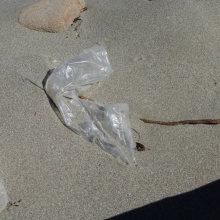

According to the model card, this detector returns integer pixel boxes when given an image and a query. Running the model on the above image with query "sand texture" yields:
[0,0,219,219]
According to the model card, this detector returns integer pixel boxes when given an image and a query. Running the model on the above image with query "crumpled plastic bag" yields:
[44,45,135,164]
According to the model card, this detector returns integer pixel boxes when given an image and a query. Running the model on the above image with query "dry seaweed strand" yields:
[78,95,94,101]
[140,118,220,125]
[131,129,149,152]
[7,199,22,210]
[131,128,140,142]
[136,142,149,151]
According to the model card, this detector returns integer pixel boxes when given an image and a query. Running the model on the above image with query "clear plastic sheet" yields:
[0,177,8,213]
[45,45,136,164]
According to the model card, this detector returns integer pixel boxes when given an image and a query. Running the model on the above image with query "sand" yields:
[0,0,219,219]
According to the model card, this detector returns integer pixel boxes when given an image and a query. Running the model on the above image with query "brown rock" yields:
[18,0,85,33]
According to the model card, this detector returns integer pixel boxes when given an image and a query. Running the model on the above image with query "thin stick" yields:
[17,72,44,91]
[131,128,140,142]
[140,118,220,125]
[78,95,94,101]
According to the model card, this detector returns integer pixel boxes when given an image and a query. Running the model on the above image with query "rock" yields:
[18,0,85,33]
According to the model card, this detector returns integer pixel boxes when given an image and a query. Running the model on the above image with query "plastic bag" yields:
[0,177,8,213]
[44,45,135,164]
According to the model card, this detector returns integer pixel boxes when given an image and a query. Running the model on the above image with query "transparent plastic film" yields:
[45,45,136,164]
[0,177,8,213]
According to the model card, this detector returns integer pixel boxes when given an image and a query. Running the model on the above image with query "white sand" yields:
[0,0,219,219]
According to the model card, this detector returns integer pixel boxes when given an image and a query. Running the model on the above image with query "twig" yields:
[78,95,94,101]
[140,118,220,125]
[17,72,44,91]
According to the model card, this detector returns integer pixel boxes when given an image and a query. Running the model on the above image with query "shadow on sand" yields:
[107,179,220,220]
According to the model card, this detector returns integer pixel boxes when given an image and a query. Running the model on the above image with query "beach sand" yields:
[0,0,219,219]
